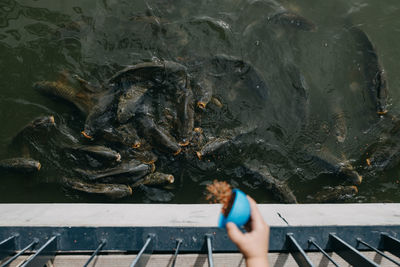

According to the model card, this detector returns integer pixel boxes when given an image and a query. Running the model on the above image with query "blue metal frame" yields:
[0,225,398,267]
[0,226,397,253]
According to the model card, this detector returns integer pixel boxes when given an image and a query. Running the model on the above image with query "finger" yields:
[226,222,245,245]
[244,218,252,232]
[247,196,266,230]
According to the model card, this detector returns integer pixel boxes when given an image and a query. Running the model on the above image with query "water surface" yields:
[1,0,400,203]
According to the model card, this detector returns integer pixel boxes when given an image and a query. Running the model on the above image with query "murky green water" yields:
[0,0,400,203]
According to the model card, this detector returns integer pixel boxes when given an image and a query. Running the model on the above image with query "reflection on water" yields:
[0,0,400,203]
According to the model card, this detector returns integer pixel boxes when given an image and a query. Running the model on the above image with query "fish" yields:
[34,81,94,115]
[268,11,317,32]
[13,115,56,144]
[303,149,362,185]
[193,77,213,109]
[66,145,121,163]
[136,114,181,155]
[75,159,154,183]
[196,138,230,159]
[349,26,388,115]
[101,125,142,148]
[0,157,41,173]
[132,172,174,187]
[243,164,297,204]
[177,87,195,146]
[63,177,132,199]
[117,84,148,124]
[313,185,358,203]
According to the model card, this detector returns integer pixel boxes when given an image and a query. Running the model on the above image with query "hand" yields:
[226,196,270,267]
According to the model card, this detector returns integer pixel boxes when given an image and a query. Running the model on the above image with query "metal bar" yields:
[308,238,340,267]
[20,235,58,267]
[0,238,39,267]
[381,233,400,259]
[329,233,379,267]
[0,235,17,262]
[357,238,400,266]
[130,234,155,267]
[82,239,106,267]
[206,234,214,267]
[286,233,314,267]
[171,239,182,267]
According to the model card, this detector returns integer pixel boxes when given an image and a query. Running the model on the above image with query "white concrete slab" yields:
[0,203,399,227]
[264,203,400,226]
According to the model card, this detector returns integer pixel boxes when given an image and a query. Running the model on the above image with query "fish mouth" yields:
[115,153,122,162]
[81,131,93,140]
[132,142,141,149]
[366,158,371,166]
[179,140,190,147]
[196,151,202,160]
[194,127,203,133]
[142,158,156,164]
[197,101,207,109]
[350,185,358,194]
[173,148,182,156]
[49,116,55,125]
[168,175,174,184]
[37,162,42,171]
[339,166,363,185]
[127,185,133,195]
[354,175,363,185]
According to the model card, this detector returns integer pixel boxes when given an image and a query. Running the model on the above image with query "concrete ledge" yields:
[0,203,399,227]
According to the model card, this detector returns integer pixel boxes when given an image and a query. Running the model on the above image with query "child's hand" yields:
[226,196,269,267]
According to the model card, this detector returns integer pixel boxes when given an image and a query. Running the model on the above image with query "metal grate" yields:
[0,226,399,267]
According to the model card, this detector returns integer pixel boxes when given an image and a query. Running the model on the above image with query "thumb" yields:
[226,222,245,245]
